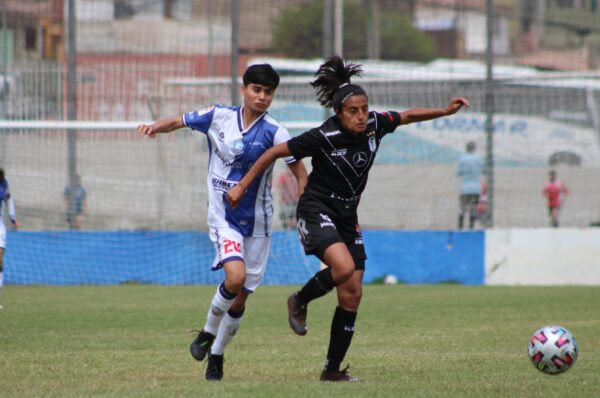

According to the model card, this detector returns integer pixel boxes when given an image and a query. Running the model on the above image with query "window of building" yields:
[25,27,37,51]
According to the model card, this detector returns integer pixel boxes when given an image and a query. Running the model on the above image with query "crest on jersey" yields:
[368,136,377,152]
[229,138,245,156]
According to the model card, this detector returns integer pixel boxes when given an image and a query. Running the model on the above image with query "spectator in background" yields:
[64,175,87,230]
[543,170,569,228]
[476,178,489,228]
[456,141,484,230]
[0,168,18,310]
[276,169,300,229]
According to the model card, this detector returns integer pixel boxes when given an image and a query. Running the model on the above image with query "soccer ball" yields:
[383,274,398,285]
[528,325,578,375]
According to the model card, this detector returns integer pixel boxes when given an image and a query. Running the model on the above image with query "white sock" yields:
[203,283,236,336]
[211,312,244,355]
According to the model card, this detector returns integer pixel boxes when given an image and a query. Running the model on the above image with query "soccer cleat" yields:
[287,293,307,336]
[190,329,215,361]
[205,354,224,381]
[320,365,361,382]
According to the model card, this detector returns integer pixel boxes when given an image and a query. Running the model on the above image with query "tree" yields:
[379,14,437,62]
[271,0,436,62]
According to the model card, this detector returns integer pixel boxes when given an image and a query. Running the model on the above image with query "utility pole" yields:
[1,0,8,119]
[323,0,334,121]
[367,0,381,59]
[484,0,495,227]
[67,0,78,229]
[334,0,343,57]
[230,0,239,105]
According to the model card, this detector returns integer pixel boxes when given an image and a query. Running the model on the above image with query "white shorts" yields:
[208,226,271,293]
[0,224,6,249]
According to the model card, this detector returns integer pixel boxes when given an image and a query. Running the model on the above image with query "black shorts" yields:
[296,197,366,270]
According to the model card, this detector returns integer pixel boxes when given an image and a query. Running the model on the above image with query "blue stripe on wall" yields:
[4,230,483,286]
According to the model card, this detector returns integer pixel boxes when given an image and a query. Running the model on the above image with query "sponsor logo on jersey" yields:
[353,151,368,167]
[319,213,335,228]
[218,131,225,141]
[332,149,347,156]
[251,141,267,149]
[320,213,333,223]
[214,148,245,168]
[211,176,237,192]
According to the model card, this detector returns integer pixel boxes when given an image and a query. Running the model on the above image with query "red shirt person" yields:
[543,170,569,227]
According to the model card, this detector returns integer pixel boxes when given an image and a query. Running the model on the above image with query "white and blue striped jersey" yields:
[183,105,295,237]
[0,179,15,228]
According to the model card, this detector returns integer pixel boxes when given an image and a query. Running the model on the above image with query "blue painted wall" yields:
[363,231,484,285]
[4,230,484,286]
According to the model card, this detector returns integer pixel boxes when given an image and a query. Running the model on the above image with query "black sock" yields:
[297,267,336,304]
[324,307,357,372]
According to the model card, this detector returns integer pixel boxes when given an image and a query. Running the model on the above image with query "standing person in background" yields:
[276,169,300,229]
[0,168,18,310]
[543,170,569,227]
[137,64,307,381]
[456,141,484,230]
[226,55,469,382]
[64,175,87,230]
[476,178,489,228]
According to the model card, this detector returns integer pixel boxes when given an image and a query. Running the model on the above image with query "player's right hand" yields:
[137,124,158,138]
[226,185,245,208]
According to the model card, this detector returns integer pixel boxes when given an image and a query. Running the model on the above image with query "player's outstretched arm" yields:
[399,97,469,125]
[137,116,185,138]
[226,142,292,208]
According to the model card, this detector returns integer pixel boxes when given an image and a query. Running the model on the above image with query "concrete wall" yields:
[485,229,600,285]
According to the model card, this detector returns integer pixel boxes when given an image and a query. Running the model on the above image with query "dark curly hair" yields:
[310,55,367,110]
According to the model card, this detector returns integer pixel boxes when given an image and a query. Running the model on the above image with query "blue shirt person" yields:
[64,175,87,230]
[456,141,484,229]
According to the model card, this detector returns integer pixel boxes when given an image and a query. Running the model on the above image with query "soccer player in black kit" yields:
[227,55,469,382]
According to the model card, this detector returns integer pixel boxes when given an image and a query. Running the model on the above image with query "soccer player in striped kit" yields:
[227,56,468,381]
[137,64,307,380]
[0,168,18,310]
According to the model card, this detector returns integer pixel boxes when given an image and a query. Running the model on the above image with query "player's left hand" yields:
[226,185,245,208]
[10,219,18,230]
[446,97,470,115]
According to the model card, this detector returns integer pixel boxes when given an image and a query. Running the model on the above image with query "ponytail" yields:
[310,55,366,110]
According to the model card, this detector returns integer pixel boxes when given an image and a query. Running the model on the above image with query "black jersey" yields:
[287,110,402,209]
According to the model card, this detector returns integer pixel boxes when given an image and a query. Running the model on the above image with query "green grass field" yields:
[1,284,599,397]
